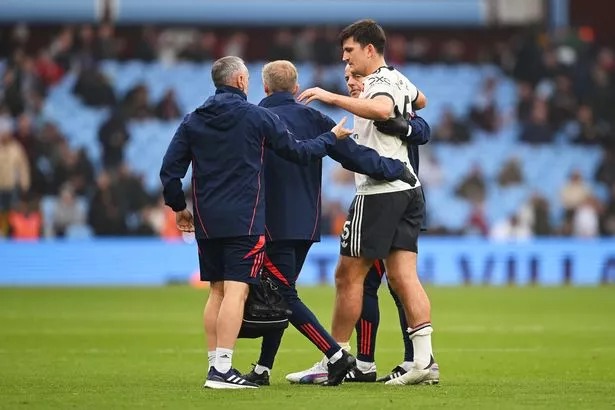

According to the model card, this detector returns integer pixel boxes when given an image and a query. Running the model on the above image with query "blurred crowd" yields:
[0,23,614,240]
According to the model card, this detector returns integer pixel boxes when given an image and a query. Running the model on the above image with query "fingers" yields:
[337,116,347,128]
[297,88,312,103]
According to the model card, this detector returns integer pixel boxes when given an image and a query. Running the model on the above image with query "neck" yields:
[366,57,387,75]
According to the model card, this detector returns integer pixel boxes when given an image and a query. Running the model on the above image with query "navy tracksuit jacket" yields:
[160,86,409,240]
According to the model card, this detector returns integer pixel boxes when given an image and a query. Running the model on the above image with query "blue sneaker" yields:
[204,367,259,389]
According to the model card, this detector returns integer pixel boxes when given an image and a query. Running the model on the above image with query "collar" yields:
[259,91,296,108]
[215,85,247,100]
[371,65,395,75]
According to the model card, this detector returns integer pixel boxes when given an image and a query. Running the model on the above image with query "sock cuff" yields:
[407,323,433,339]
[216,347,233,355]
[338,342,351,352]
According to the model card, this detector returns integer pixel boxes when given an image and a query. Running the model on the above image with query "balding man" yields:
[160,56,352,389]
[241,60,417,387]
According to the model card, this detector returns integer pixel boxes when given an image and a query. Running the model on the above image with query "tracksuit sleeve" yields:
[263,111,337,165]
[327,138,406,181]
[406,115,431,146]
[160,121,191,212]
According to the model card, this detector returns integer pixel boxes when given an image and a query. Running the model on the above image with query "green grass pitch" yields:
[1,286,614,409]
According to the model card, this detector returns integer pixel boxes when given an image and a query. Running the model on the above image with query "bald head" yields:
[211,56,249,93]
[262,60,299,95]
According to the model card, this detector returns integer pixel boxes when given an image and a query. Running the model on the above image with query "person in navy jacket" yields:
[241,61,426,386]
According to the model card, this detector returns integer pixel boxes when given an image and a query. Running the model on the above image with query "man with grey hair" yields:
[241,60,420,386]
[160,56,353,389]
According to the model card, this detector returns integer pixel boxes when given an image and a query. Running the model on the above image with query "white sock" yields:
[328,349,344,364]
[214,347,233,373]
[356,359,375,372]
[321,342,350,366]
[254,364,270,375]
[407,325,433,369]
[207,350,216,369]
[400,361,414,372]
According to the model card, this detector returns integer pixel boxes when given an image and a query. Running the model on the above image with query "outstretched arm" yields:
[328,138,416,185]
[263,111,351,165]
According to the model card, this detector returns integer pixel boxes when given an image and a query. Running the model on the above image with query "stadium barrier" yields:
[1,237,613,286]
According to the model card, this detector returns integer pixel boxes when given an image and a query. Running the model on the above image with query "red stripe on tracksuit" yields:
[360,319,372,355]
[263,255,290,286]
[250,252,264,278]
[301,323,330,352]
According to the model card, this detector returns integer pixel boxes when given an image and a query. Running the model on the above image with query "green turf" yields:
[1,286,614,409]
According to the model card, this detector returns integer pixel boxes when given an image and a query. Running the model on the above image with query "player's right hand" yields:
[175,209,195,232]
[331,116,352,140]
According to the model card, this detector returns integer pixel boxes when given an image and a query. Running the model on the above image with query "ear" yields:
[366,44,376,58]
[264,83,270,95]
[292,83,299,95]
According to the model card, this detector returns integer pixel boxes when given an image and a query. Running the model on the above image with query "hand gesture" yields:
[175,209,195,232]
[373,106,410,137]
[297,87,335,105]
[331,117,353,140]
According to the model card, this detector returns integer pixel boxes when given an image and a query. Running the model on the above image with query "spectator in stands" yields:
[432,107,471,144]
[142,196,182,239]
[313,26,339,66]
[179,31,217,62]
[572,196,601,238]
[548,74,578,130]
[465,202,489,236]
[73,25,96,70]
[600,183,615,236]
[516,81,534,123]
[268,29,296,61]
[589,48,615,124]
[469,76,500,133]
[0,122,30,236]
[490,214,532,241]
[155,89,182,121]
[386,34,408,66]
[497,157,523,187]
[95,23,121,60]
[519,100,554,144]
[7,195,41,240]
[54,144,95,196]
[455,164,487,203]
[121,84,154,120]
[293,28,317,63]
[34,50,64,87]
[569,104,610,145]
[418,150,444,188]
[440,39,465,64]
[49,27,74,72]
[406,37,430,64]
[52,183,85,237]
[73,68,116,107]
[518,193,552,236]
[222,32,248,59]
[87,171,126,236]
[560,170,592,225]
[98,110,130,170]
[134,26,158,62]
[114,164,150,217]
[2,59,26,116]
[595,147,615,188]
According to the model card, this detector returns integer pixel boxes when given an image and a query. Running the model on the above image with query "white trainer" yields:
[385,363,440,386]
[285,358,328,384]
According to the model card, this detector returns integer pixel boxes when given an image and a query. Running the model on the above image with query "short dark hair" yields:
[339,19,386,55]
